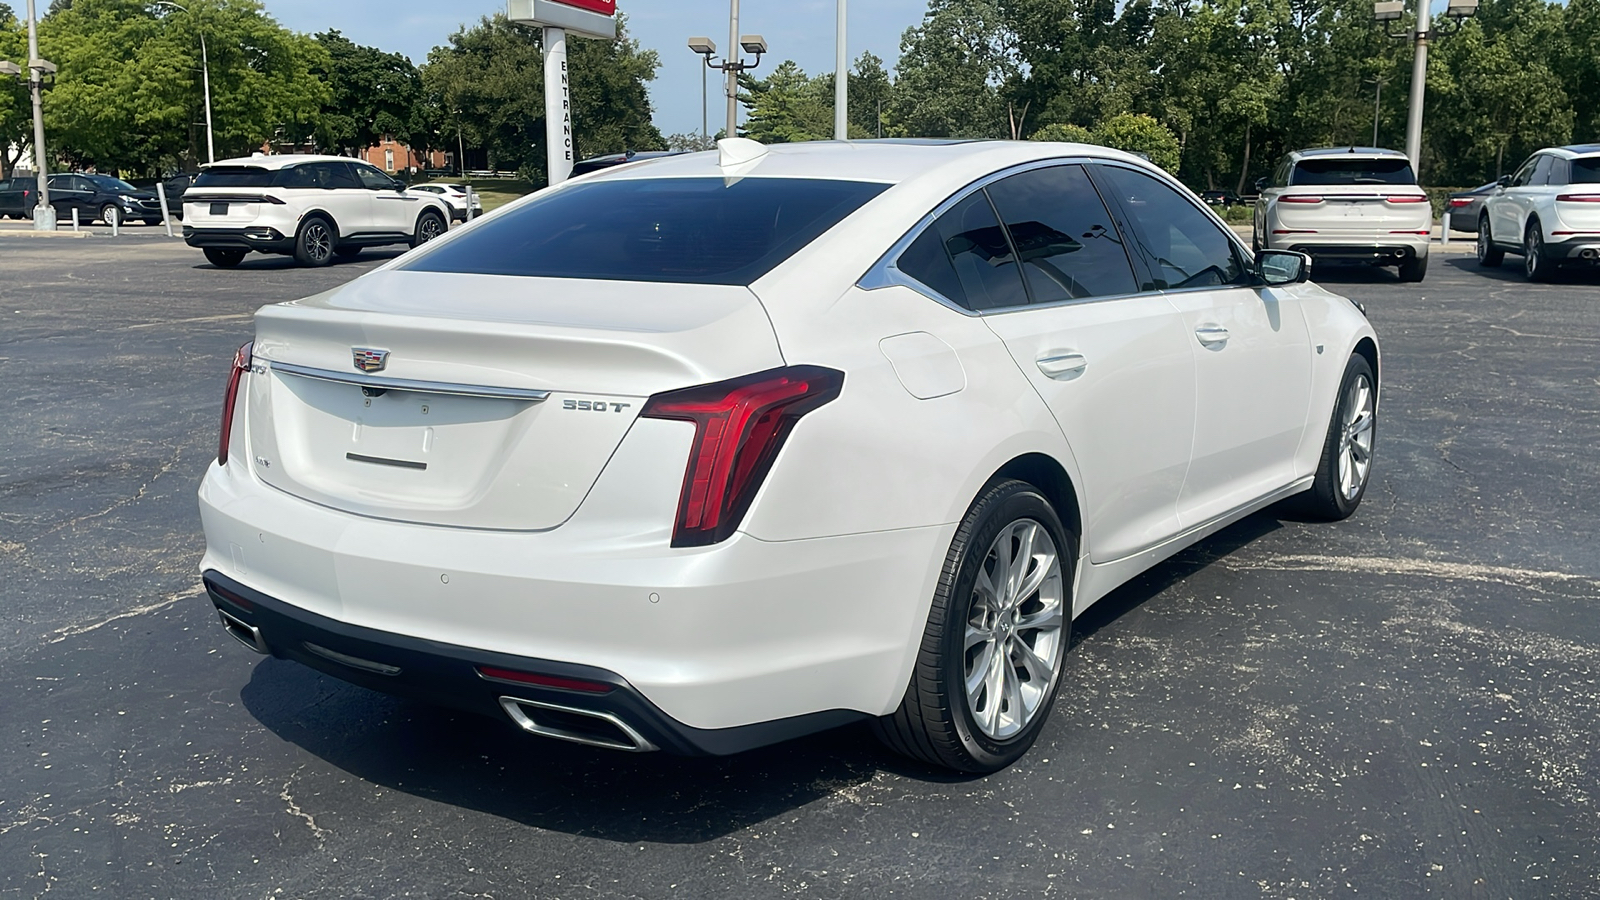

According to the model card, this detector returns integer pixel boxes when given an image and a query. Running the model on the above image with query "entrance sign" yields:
[509,0,618,186]
[507,0,617,40]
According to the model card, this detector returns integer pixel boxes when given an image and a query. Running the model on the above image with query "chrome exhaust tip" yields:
[498,696,657,752]
[1581,248,1598,261]
[217,608,269,654]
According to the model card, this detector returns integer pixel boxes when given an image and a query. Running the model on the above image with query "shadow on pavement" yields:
[196,248,407,271]
[1439,252,1600,284]
[239,510,1292,843]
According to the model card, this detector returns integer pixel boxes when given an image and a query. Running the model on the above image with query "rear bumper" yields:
[1280,239,1428,263]
[1546,236,1600,262]
[197,456,949,738]
[183,225,294,254]
[203,569,867,755]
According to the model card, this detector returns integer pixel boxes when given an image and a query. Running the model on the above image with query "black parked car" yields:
[1200,189,1242,207]
[5,173,166,226]
[0,177,39,218]
[1444,182,1498,234]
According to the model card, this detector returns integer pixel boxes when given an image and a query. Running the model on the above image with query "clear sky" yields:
[266,0,931,138]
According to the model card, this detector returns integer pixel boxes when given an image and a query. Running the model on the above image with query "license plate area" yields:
[210,202,228,216]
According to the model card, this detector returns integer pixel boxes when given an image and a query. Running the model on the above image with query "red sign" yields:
[551,0,615,13]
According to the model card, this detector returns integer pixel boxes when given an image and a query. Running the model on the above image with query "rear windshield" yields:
[1572,157,1600,184]
[193,166,276,188]
[401,177,890,285]
[1291,158,1416,186]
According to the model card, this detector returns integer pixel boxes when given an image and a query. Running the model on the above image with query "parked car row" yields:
[1250,143,1600,283]
[0,173,169,226]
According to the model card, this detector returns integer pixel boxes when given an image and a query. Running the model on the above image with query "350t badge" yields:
[563,399,632,413]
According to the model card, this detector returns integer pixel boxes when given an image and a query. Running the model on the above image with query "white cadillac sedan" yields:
[199,139,1379,773]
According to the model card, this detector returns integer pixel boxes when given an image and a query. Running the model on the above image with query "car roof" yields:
[201,154,375,171]
[1542,144,1600,159]
[575,139,1156,187]
[1289,146,1409,161]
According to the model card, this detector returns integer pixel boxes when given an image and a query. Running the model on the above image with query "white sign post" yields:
[508,0,617,188]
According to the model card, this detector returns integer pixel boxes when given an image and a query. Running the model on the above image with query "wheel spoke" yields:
[988,528,1014,607]
[1014,550,1054,605]
[999,656,1024,734]
[1009,523,1037,604]
[964,623,992,653]
[1013,636,1054,684]
[965,639,996,697]
[1014,601,1063,633]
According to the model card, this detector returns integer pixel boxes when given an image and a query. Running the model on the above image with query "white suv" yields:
[1254,147,1432,282]
[182,155,453,268]
[1477,144,1600,281]
[410,183,482,222]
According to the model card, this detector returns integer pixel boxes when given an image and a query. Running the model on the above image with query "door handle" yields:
[1036,351,1088,379]
[1194,325,1230,347]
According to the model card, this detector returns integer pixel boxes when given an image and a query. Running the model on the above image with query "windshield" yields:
[1572,157,1600,184]
[402,177,890,285]
[85,174,138,192]
[194,167,276,188]
[1291,158,1416,186]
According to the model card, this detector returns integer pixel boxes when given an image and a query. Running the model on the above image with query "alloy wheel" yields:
[418,214,443,243]
[102,204,119,227]
[963,519,1065,740]
[1525,228,1544,279]
[303,222,332,262]
[1338,372,1375,501]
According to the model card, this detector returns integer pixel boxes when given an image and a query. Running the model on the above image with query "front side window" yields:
[355,165,397,191]
[1573,157,1600,184]
[1292,157,1416,186]
[985,165,1138,303]
[1510,156,1540,188]
[402,177,889,286]
[1094,165,1248,291]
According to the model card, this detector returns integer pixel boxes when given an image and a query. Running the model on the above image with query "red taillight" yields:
[476,667,614,693]
[218,341,253,465]
[1556,194,1600,203]
[1385,195,1429,203]
[641,365,844,547]
[1280,195,1323,204]
[1448,197,1474,207]
[1389,229,1430,234]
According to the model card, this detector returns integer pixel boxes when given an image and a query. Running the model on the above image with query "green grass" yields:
[460,177,538,213]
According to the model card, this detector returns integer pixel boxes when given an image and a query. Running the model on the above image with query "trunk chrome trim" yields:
[346,452,427,471]
[269,360,552,402]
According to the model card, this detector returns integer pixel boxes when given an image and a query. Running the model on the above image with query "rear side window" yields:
[1572,157,1600,184]
[1291,158,1416,186]
[403,177,889,286]
[898,191,1030,311]
[985,165,1138,303]
[193,167,275,188]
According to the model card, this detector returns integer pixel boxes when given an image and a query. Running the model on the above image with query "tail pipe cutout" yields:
[497,696,659,752]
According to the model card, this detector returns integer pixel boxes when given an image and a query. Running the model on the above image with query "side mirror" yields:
[1256,249,1311,286]
[1497,175,1513,188]
[1255,177,1269,192]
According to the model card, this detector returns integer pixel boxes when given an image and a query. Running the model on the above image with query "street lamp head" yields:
[1372,0,1404,21]
[739,35,767,55]
[687,36,716,55]
[0,60,21,77]
[1445,0,1478,17]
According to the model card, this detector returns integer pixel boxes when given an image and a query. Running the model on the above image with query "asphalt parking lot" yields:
[2,234,1598,899]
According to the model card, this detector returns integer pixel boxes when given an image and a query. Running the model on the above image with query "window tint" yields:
[920,191,1029,310]
[897,225,967,306]
[315,162,361,189]
[276,165,318,189]
[1573,157,1600,184]
[1511,157,1539,187]
[193,166,275,188]
[85,174,137,192]
[1549,158,1570,186]
[1530,155,1554,186]
[1291,157,1416,185]
[354,165,397,190]
[1094,165,1248,291]
[403,177,889,286]
[985,165,1137,303]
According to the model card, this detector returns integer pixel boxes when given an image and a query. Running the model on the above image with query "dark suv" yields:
[7,174,167,227]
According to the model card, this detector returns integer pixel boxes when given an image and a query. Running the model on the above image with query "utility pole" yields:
[834,0,847,141]
[24,0,53,230]
[1373,0,1477,172]
[726,0,739,138]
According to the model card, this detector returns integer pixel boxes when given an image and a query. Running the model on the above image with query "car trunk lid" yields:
[245,270,784,531]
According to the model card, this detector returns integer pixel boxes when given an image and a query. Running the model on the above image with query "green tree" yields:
[1,3,29,178]
[740,60,835,143]
[421,13,662,183]
[38,0,328,173]
[888,0,1016,138]
[1029,122,1094,142]
[1094,112,1181,170]
[848,51,892,138]
[311,30,421,155]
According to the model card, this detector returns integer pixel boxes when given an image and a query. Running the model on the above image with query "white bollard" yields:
[156,183,174,238]
[464,186,475,221]
[1441,210,1451,246]
[71,208,79,232]
[110,210,119,237]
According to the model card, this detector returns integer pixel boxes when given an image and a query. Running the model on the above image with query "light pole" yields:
[687,37,715,144]
[1364,75,1390,147]
[691,14,765,139]
[12,0,56,229]
[1373,0,1478,171]
[157,0,214,164]
[834,0,847,141]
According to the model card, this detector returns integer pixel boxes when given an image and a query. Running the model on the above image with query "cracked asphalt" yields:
[2,234,1598,899]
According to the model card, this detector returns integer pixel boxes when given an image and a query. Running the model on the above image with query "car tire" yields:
[101,204,121,228]
[1476,215,1503,267]
[1524,221,1553,282]
[411,209,446,248]
[873,479,1074,774]
[1295,353,1376,522]
[203,247,247,268]
[1397,254,1427,283]
[293,216,336,267]
[334,245,363,260]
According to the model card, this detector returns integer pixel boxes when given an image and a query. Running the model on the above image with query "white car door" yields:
[1492,156,1540,243]
[353,163,418,235]
[310,161,372,237]
[959,164,1197,563]
[1091,163,1312,528]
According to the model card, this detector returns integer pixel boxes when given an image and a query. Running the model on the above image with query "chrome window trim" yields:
[857,155,1258,315]
[269,360,552,402]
